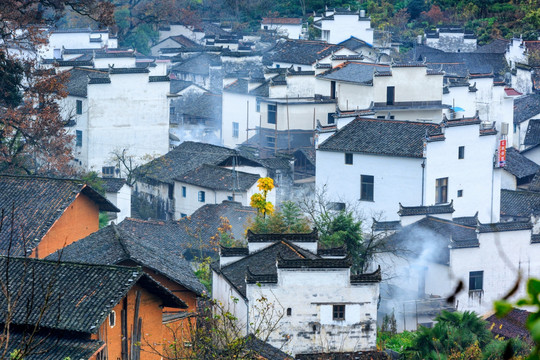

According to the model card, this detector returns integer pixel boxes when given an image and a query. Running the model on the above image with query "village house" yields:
[46,222,206,348]
[150,35,199,56]
[38,27,117,59]
[338,36,381,63]
[373,202,539,330]
[316,62,446,122]
[313,8,374,45]
[0,175,118,258]
[260,18,304,39]
[62,66,170,177]
[316,116,500,223]
[212,230,381,357]
[424,27,477,53]
[133,141,272,220]
[0,256,186,360]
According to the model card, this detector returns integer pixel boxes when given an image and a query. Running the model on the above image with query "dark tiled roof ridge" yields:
[1,254,143,272]
[425,215,476,230]
[247,228,318,242]
[277,254,352,268]
[398,201,455,216]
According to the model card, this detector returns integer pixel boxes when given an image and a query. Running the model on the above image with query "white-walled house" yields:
[317,62,445,122]
[261,18,304,39]
[133,141,272,220]
[373,206,539,329]
[212,230,381,356]
[424,27,477,53]
[514,94,540,151]
[316,116,500,223]
[63,67,170,176]
[39,28,117,59]
[313,9,374,45]
[173,164,261,217]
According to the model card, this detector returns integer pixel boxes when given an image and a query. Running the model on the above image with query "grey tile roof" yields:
[338,36,373,50]
[175,164,260,191]
[409,45,508,81]
[500,189,540,217]
[318,62,389,84]
[0,257,185,334]
[213,240,320,298]
[504,147,540,179]
[170,53,221,75]
[372,220,402,232]
[269,39,343,65]
[136,141,239,185]
[119,201,256,260]
[474,39,508,54]
[244,334,293,360]
[46,224,206,295]
[170,79,196,93]
[177,91,222,119]
[477,221,532,233]
[0,175,118,256]
[485,308,532,343]
[5,331,104,360]
[66,67,109,97]
[388,216,477,263]
[514,94,540,125]
[100,177,127,193]
[524,119,540,147]
[528,171,540,192]
[318,118,440,158]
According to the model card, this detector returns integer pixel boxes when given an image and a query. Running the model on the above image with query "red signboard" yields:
[499,139,507,167]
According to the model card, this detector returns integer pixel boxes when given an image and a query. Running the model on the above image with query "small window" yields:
[287,308,292,316]
[268,104,277,124]
[457,189,463,197]
[233,122,239,138]
[76,130,82,147]
[168,184,174,200]
[276,64,280,68]
[102,166,115,178]
[386,86,395,105]
[360,175,374,201]
[227,196,233,201]
[264,25,268,30]
[327,113,335,125]
[345,153,353,165]
[458,146,465,159]
[435,177,448,204]
[180,213,187,218]
[297,66,301,71]
[198,191,205,203]
[182,186,186,198]
[332,305,345,320]
[266,136,275,148]
[109,310,116,327]
[256,99,260,112]
[469,271,483,291]
[329,202,346,211]
[330,81,336,100]
[170,106,175,115]
[76,100,83,115]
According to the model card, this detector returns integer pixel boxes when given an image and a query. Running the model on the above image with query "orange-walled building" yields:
[1,257,186,360]
[0,175,118,258]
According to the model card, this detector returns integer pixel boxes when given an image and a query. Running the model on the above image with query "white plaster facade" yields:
[261,19,303,39]
[315,11,374,45]
[105,182,132,224]
[39,29,117,59]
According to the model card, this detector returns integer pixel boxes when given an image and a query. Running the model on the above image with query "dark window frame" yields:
[182,186,186,198]
[469,271,483,291]
[435,177,448,204]
[328,112,335,125]
[75,130,82,147]
[332,304,345,321]
[198,190,205,203]
[76,99,83,115]
[168,184,174,200]
[267,104,277,124]
[233,122,239,138]
[458,146,465,159]
[360,175,374,201]
[345,153,353,165]
[102,166,115,178]
[386,86,395,105]
[457,189,463,197]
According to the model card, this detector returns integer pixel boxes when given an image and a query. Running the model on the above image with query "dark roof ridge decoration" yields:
[317,246,347,256]
[398,201,455,216]
[443,112,481,127]
[220,245,249,257]
[277,254,352,269]
[246,228,318,242]
[371,219,402,232]
[477,221,532,233]
[350,265,382,283]
[109,67,149,74]
[246,266,278,284]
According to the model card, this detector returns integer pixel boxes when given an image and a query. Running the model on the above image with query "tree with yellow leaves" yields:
[250,177,274,218]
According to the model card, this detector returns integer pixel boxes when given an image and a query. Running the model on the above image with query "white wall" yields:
[222,91,259,148]
[84,73,169,175]
[450,229,538,315]
[424,124,499,222]
[316,151,423,222]
[319,14,374,45]
[247,268,379,355]
[94,56,136,68]
[261,23,303,39]
[212,271,249,335]
[373,67,443,104]
[260,102,336,131]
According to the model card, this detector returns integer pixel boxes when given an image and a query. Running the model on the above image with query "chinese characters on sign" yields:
[499,139,506,167]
